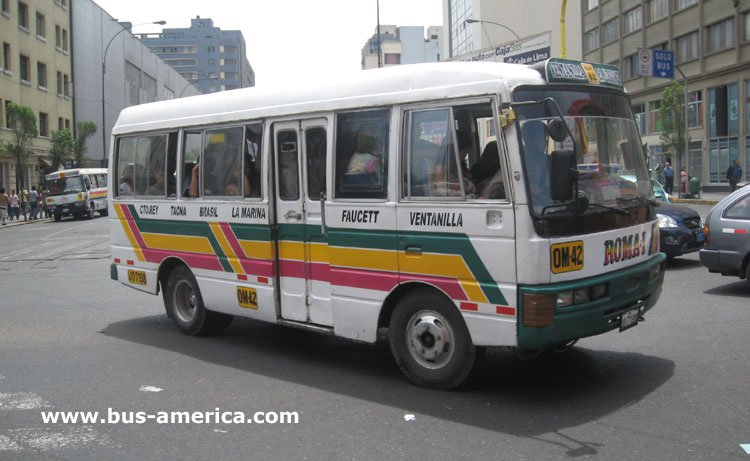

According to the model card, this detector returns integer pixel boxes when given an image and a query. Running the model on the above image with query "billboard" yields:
[453,32,552,65]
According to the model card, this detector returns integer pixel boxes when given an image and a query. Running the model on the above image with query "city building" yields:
[442,0,583,62]
[72,0,199,166]
[361,25,443,69]
[582,0,750,191]
[0,0,74,190]
[138,16,254,94]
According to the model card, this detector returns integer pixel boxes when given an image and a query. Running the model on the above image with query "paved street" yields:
[0,212,748,460]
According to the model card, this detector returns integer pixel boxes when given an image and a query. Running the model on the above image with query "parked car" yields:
[656,202,704,259]
[699,186,750,285]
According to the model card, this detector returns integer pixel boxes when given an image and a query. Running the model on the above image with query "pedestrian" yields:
[726,159,743,192]
[37,186,45,218]
[9,189,20,220]
[663,161,674,195]
[20,188,28,221]
[680,167,687,195]
[0,187,9,226]
[28,186,38,220]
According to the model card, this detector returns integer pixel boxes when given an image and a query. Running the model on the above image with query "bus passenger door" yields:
[273,120,332,326]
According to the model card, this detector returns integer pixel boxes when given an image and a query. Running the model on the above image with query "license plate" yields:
[550,240,584,274]
[695,231,704,242]
[619,307,640,332]
[127,269,147,286]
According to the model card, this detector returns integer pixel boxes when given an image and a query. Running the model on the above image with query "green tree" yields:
[73,121,97,167]
[49,129,76,171]
[2,103,37,192]
[659,81,685,165]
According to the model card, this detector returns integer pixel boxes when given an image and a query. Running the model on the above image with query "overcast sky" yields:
[92,0,444,87]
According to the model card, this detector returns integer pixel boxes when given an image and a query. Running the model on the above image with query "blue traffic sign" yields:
[652,50,674,79]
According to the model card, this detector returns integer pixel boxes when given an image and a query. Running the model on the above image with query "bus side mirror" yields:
[547,119,569,143]
[549,149,576,201]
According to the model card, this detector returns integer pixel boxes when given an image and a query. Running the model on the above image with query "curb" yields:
[670,197,719,206]
[0,217,54,229]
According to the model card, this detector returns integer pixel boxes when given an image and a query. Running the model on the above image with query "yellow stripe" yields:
[238,240,275,260]
[141,233,214,254]
[329,246,397,272]
[400,253,487,303]
[278,241,305,260]
[114,204,145,261]
[208,222,244,274]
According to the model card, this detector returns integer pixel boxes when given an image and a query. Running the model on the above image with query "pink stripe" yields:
[219,223,247,259]
[309,261,330,282]
[331,267,400,292]
[400,274,468,301]
[239,258,275,277]
[142,248,223,271]
[279,259,305,278]
[119,205,148,250]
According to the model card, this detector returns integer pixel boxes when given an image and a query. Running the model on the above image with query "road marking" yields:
[139,385,163,393]
[403,414,416,421]
[8,427,110,451]
[0,392,51,410]
[740,444,750,454]
[44,221,96,240]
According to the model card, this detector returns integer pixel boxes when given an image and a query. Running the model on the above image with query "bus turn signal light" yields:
[523,293,554,328]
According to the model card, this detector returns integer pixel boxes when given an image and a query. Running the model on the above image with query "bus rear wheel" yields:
[164,266,232,336]
[389,288,475,390]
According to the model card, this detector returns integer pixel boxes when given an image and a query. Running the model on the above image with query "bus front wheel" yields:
[165,266,232,336]
[389,288,475,390]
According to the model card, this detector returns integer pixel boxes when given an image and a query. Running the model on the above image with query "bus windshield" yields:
[47,176,83,195]
[513,88,652,230]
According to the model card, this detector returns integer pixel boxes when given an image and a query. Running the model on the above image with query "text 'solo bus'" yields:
[46,168,109,221]
[109,58,665,389]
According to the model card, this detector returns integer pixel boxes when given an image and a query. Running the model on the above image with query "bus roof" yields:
[113,61,545,135]
[45,168,108,180]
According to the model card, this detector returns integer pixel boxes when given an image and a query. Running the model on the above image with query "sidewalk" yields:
[0,215,53,229]
[670,191,730,206]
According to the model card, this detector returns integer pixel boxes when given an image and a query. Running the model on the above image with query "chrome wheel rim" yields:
[173,279,197,324]
[405,309,455,369]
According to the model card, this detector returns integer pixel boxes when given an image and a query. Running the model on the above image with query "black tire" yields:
[164,265,233,336]
[87,204,96,219]
[389,288,475,390]
[54,213,62,222]
[99,208,109,217]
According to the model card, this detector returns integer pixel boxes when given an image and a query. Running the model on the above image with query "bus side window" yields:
[166,132,178,197]
[306,127,326,199]
[277,130,299,200]
[203,127,244,198]
[335,109,388,199]
[244,124,262,199]
[84,176,92,190]
[116,137,137,196]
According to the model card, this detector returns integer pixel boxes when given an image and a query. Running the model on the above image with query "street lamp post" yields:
[465,18,520,45]
[100,20,166,166]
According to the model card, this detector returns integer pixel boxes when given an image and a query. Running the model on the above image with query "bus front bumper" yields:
[517,253,666,350]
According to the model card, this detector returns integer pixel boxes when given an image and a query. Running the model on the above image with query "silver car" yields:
[699,186,750,286]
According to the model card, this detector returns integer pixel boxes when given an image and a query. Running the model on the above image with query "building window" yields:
[649,100,664,133]
[648,0,668,23]
[602,17,620,44]
[35,12,45,38]
[39,112,48,137]
[61,28,68,52]
[587,0,599,10]
[584,28,600,53]
[36,61,46,89]
[58,117,63,131]
[64,118,70,130]
[63,73,69,97]
[56,71,62,95]
[18,1,28,29]
[19,54,30,82]
[55,25,61,49]
[633,104,646,135]
[142,72,156,103]
[675,0,697,11]
[2,42,10,71]
[623,7,642,35]
[707,18,734,53]
[687,90,702,129]
[622,54,638,80]
[125,61,141,106]
[745,12,750,41]
[1,0,9,15]
[675,31,699,63]
[709,83,739,138]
